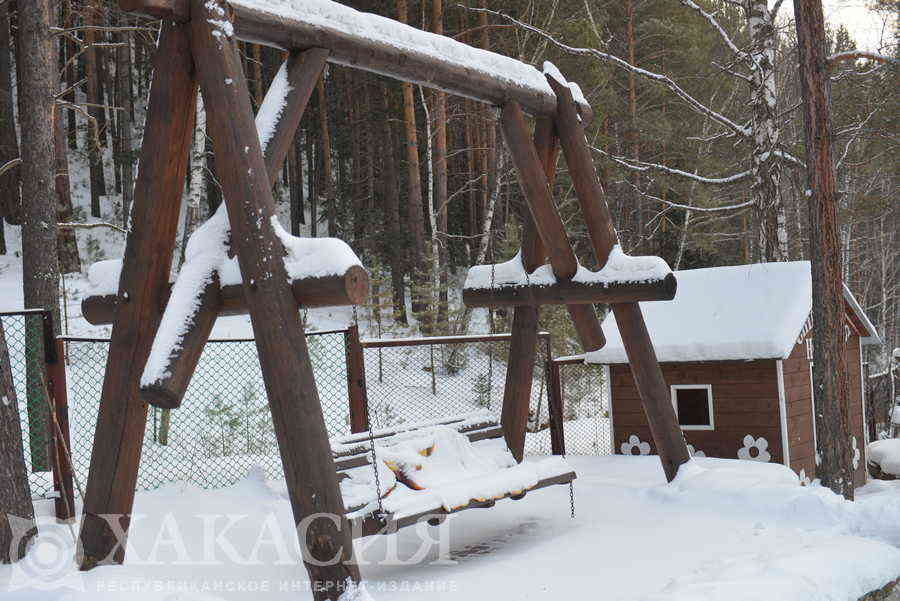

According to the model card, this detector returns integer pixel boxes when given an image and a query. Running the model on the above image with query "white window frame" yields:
[671,384,715,431]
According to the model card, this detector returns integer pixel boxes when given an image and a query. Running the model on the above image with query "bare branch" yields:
[828,51,897,67]
[592,146,752,185]
[0,157,21,178]
[58,222,127,234]
[678,0,747,60]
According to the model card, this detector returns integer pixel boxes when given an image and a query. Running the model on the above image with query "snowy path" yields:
[2,456,898,600]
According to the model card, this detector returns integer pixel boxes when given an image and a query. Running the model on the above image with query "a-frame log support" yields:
[547,74,690,482]
[499,105,606,462]
[78,22,198,568]
[139,47,332,410]
[190,1,358,596]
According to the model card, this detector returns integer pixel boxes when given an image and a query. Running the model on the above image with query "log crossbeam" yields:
[463,271,677,308]
[82,268,369,326]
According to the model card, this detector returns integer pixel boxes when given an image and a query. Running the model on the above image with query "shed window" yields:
[671,385,714,431]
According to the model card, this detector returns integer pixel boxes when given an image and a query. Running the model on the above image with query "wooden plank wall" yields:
[607,332,871,486]
[610,360,784,464]
[782,338,816,481]
[783,333,867,488]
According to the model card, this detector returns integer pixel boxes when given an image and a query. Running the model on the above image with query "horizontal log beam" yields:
[463,273,677,308]
[117,0,592,121]
[81,266,369,326]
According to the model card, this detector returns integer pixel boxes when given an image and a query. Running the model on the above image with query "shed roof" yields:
[584,261,880,365]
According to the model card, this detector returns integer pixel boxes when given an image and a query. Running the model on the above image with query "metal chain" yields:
[353,303,387,521]
[568,479,576,519]
[366,422,386,520]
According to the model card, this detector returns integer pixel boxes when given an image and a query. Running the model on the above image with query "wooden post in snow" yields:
[48,338,75,522]
[345,325,369,434]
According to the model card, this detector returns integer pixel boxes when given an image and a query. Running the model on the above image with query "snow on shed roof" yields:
[585,261,879,365]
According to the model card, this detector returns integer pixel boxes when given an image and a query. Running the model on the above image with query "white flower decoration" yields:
[851,436,860,470]
[737,435,771,462]
[799,469,811,486]
[620,434,651,456]
[687,444,706,458]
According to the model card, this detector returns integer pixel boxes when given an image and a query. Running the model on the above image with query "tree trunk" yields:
[793,0,854,499]
[0,0,22,228]
[0,322,36,564]
[748,0,786,263]
[85,0,106,218]
[54,107,81,274]
[625,0,641,252]
[381,85,407,324]
[317,76,335,237]
[63,0,77,149]
[116,12,135,225]
[17,0,61,473]
[397,0,429,329]
[289,135,305,235]
[432,0,449,334]
[180,94,207,263]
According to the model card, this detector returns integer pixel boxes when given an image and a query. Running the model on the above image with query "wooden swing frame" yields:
[79,1,691,598]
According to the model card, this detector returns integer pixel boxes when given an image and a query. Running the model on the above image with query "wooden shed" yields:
[585,262,881,487]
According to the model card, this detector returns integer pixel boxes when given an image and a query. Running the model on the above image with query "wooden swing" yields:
[79,1,690,598]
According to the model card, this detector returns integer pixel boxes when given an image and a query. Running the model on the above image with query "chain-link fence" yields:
[0,310,57,499]
[61,330,350,494]
[361,332,559,455]
[551,357,613,456]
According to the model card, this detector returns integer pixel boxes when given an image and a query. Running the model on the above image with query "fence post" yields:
[47,337,75,522]
[547,359,566,456]
[345,325,370,433]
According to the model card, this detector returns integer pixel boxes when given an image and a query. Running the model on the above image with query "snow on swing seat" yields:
[334,419,575,535]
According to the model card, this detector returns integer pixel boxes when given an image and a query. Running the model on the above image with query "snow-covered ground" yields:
[3,456,899,600]
[869,439,900,477]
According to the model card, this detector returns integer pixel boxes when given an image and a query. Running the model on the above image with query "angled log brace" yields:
[77,22,198,569]
[189,2,358,596]
[547,74,690,482]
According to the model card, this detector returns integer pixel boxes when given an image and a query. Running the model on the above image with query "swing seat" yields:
[330,411,576,538]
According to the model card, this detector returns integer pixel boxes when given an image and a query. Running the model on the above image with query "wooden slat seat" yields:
[330,411,577,537]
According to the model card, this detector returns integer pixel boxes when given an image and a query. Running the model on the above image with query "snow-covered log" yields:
[118,0,591,121]
[81,265,369,326]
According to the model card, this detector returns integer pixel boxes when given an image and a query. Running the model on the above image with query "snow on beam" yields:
[118,0,592,121]
[463,274,677,308]
[464,246,676,308]
[81,266,369,326]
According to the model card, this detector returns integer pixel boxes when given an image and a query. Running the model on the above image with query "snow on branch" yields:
[678,0,747,61]
[58,221,128,234]
[0,157,21,177]
[630,183,755,214]
[592,145,752,185]
[828,51,897,68]
[466,6,751,139]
